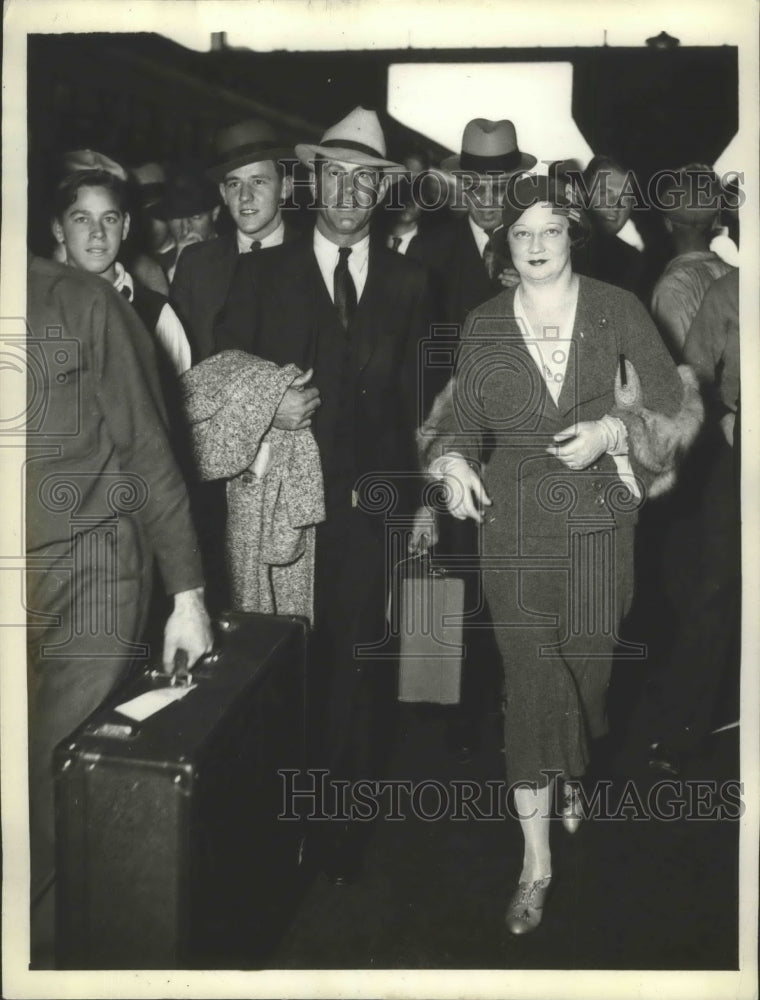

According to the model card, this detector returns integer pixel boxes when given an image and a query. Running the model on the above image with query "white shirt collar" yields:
[313,226,370,260]
[112,262,134,301]
[616,218,645,252]
[468,216,491,256]
[237,219,285,254]
[312,228,371,302]
[388,225,418,254]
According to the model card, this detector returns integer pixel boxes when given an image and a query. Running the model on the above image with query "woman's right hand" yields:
[429,454,492,523]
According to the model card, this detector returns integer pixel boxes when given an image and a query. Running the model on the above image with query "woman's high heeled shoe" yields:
[505,876,553,935]
[561,781,583,834]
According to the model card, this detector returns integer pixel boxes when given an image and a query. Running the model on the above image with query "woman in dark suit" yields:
[419,174,702,934]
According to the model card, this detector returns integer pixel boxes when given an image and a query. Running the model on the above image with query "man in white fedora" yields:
[215,106,432,883]
[171,118,298,364]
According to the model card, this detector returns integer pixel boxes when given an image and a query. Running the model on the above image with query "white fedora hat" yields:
[295,106,406,174]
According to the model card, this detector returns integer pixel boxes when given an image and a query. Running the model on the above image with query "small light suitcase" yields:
[54,610,307,970]
[397,556,465,705]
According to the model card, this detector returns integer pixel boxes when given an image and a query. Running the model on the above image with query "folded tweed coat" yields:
[181,350,325,622]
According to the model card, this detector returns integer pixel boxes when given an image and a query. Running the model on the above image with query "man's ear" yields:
[281,174,294,203]
[212,205,221,223]
[218,182,228,207]
[663,217,674,234]
[377,174,392,203]
[121,212,131,243]
[51,218,65,245]
[308,168,318,203]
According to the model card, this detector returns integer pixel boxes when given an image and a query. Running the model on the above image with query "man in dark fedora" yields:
[427,119,538,764]
[171,119,298,364]
[151,168,221,283]
[215,106,432,883]
[437,117,537,326]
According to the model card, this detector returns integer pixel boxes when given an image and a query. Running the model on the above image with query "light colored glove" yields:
[549,419,622,470]
[162,586,214,674]
[428,453,492,523]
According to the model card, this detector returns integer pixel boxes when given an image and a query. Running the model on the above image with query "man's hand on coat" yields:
[162,586,214,674]
[497,267,521,288]
[272,368,321,430]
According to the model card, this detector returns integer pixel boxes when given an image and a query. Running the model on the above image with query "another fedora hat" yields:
[131,162,166,209]
[59,148,128,182]
[441,119,537,175]
[295,107,406,174]
[207,119,294,182]
[150,170,220,221]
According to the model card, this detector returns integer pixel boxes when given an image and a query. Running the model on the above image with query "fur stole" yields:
[611,362,704,498]
[416,363,704,500]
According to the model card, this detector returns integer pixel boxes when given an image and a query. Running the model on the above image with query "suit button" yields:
[360,389,367,396]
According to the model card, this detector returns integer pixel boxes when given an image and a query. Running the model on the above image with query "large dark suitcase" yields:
[54,611,308,970]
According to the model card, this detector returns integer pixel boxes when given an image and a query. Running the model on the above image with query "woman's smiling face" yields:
[506,202,572,283]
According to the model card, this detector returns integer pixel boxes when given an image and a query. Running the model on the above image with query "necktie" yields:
[482,230,505,281]
[250,240,262,251]
[391,236,402,252]
[333,246,357,330]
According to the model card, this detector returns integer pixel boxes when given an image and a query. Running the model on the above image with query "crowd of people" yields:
[26,106,741,962]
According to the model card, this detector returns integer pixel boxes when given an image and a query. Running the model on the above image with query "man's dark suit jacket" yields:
[171,225,299,364]
[214,236,431,513]
[419,215,503,329]
[214,236,432,770]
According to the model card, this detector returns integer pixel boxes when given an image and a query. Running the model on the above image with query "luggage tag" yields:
[114,649,199,724]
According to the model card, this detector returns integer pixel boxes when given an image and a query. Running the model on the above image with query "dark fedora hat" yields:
[131,162,166,210]
[441,119,537,176]
[207,119,294,182]
[150,170,220,221]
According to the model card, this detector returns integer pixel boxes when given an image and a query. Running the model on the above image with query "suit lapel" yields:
[350,244,384,375]
[210,235,238,293]
[557,278,614,417]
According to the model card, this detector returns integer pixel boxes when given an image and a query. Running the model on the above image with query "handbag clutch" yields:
[396,554,465,705]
